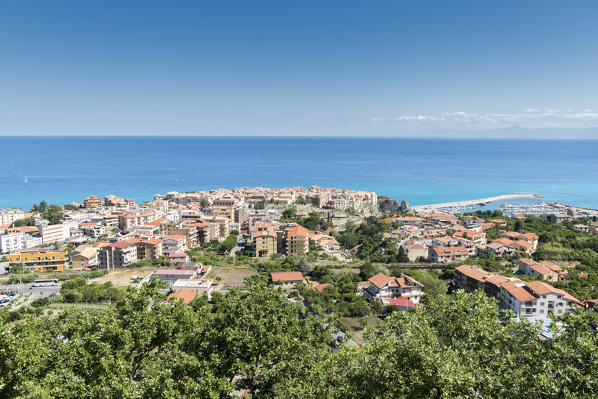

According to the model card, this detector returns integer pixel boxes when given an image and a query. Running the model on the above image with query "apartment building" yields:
[9,249,68,272]
[500,280,578,317]
[285,225,310,255]
[253,224,277,257]
[129,238,163,260]
[0,231,24,254]
[39,223,70,244]
[364,272,424,305]
[83,196,103,208]
[0,208,26,225]
[98,241,138,269]
[162,235,187,256]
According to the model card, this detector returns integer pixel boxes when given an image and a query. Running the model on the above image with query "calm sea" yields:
[1,136,597,210]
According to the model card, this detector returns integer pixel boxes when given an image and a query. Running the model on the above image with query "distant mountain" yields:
[342,125,598,139]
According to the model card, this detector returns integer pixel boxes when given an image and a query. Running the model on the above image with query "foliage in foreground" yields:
[1,285,598,398]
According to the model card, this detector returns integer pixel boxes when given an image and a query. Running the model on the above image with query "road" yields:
[1,282,61,310]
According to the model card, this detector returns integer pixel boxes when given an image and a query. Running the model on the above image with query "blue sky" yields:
[1,0,597,136]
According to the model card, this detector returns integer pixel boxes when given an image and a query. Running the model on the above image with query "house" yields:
[171,279,213,297]
[168,252,188,264]
[153,268,197,283]
[453,229,486,244]
[548,214,573,223]
[429,246,469,263]
[517,258,562,282]
[364,272,424,305]
[315,283,332,292]
[401,244,428,262]
[167,289,197,305]
[270,271,304,286]
[572,224,590,233]
[70,245,98,268]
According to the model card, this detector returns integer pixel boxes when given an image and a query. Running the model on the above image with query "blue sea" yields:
[1,137,598,210]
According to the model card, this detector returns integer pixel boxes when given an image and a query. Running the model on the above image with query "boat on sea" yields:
[24,177,28,183]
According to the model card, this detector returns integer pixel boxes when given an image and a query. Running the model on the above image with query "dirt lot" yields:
[205,266,258,288]
[340,315,383,344]
[90,268,155,287]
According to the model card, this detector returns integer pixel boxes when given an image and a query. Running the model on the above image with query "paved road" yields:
[1,282,61,310]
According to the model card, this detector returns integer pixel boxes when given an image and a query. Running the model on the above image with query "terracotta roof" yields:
[146,217,167,226]
[315,283,332,292]
[287,225,310,237]
[539,260,562,273]
[167,290,196,305]
[368,272,423,289]
[455,265,491,282]
[270,271,304,282]
[432,246,468,256]
[388,297,416,307]
[526,281,579,303]
[500,280,536,302]
[519,258,537,266]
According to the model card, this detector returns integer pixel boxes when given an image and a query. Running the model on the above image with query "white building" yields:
[499,280,579,318]
[364,272,424,305]
[0,209,26,226]
[162,235,187,256]
[0,232,24,254]
[39,224,70,244]
[171,279,213,297]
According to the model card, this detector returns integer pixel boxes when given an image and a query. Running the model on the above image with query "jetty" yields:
[411,193,543,211]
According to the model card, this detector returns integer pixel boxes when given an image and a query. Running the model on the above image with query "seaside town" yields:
[2,186,598,315]
[2,186,598,396]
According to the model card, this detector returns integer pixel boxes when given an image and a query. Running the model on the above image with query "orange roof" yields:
[91,241,110,247]
[287,225,309,237]
[368,272,423,289]
[521,233,539,241]
[315,283,332,292]
[432,246,469,256]
[501,280,536,302]
[526,281,579,303]
[455,265,490,282]
[485,275,510,287]
[270,271,303,282]
[146,217,167,226]
[167,290,196,305]
[166,235,186,240]
[519,258,537,266]
[539,260,562,273]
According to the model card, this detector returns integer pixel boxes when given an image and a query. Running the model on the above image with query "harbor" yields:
[412,193,543,214]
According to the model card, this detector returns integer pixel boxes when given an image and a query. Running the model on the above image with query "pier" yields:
[411,193,543,211]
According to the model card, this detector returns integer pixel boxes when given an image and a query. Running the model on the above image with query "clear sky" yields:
[1,0,597,136]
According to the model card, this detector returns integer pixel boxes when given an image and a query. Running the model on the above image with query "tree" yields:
[199,198,210,210]
[359,261,377,280]
[397,245,409,262]
[63,204,79,211]
[296,258,312,275]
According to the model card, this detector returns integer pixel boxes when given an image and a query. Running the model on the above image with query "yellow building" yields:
[285,226,310,255]
[9,249,68,272]
[253,225,277,257]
